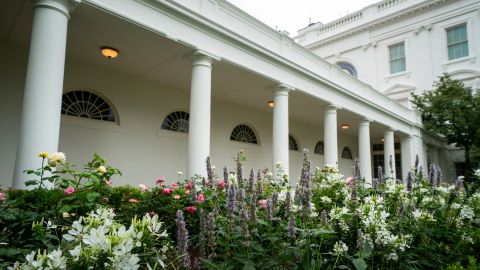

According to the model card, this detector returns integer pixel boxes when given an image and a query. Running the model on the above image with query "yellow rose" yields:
[97,166,107,174]
[38,152,49,158]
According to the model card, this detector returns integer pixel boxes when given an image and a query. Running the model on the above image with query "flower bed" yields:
[0,151,479,269]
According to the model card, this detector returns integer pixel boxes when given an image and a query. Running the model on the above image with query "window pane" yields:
[447,25,468,60]
[389,43,406,74]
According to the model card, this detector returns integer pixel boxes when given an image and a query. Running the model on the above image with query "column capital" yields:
[274,84,294,96]
[325,104,341,113]
[34,0,81,18]
[359,118,373,126]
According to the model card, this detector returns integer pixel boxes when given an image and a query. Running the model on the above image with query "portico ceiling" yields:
[2,0,393,141]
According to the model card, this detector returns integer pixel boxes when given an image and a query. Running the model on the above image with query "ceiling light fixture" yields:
[340,124,350,129]
[381,138,385,142]
[267,100,274,108]
[100,47,119,59]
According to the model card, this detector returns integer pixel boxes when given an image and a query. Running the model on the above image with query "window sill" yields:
[61,115,126,133]
[441,55,476,68]
[384,70,410,81]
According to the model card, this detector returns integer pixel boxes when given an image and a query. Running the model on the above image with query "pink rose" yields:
[185,182,194,189]
[216,181,225,188]
[185,205,197,213]
[196,194,205,203]
[0,192,6,202]
[105,179,112,187]
[258,199,267,207]
[345,177,353,185]
[162,188,174,195]
[128,198,139,203]
[64,187,75,195]
[173,195,181,200]
[171,183,179,188]
[148,211,156,217]
[156,177,166,185]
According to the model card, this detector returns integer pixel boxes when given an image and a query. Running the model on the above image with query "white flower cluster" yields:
[329,206,350,232]
[8,249,66,270]
[10,208,169,270]
[332,241,348,256]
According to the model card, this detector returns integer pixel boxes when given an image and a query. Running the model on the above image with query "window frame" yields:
[388,42,406,74]
[446,23,469,61]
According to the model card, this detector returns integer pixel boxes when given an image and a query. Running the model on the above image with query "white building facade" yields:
[0,0,444,189]
[296,0,480,178]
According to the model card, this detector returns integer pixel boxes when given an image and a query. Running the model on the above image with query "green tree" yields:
[411,74,480,186]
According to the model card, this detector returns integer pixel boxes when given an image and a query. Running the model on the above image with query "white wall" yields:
[0,43,358,188]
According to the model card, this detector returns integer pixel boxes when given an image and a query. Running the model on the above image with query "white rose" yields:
[47,152,66,166]
[97,166,107,174]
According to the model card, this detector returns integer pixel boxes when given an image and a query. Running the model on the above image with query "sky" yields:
[227,0,379,36]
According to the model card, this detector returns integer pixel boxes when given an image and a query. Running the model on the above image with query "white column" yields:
[324,105,339,167]
[384,129,396,179]
[401,135,413,180]
[272,85,292,177]
[358,119,372,185]
[188,51,213,178]
[13,0,80,188]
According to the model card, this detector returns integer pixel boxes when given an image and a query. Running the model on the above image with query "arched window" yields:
[314,141,324,155]
[230,124,258,144]
[341,147,353,159]
[61,90,117,123]
[336,61,357,77]
[289,135,299,151]
[161,111,189,133]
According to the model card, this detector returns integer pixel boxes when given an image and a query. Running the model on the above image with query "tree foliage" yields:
[411,74,480,181]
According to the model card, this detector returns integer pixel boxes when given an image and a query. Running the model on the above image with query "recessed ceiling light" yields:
[381,138,385,142]
[100,47,119,59]
[267,100,274,108]
[340,124,350,129]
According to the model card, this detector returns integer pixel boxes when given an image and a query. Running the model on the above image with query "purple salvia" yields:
[176,210,190,268]
[297,149,312,217]
[207,212,216,258]
[414,155,419,172]
[266,197,273,220]
[406,171,412,192]
[321,209,328,225]
[199,209,206,258]
[236,151,244,188]
[272,192,279,212]
[418,165,424,183]
[206,157,213,187]
[239,188,247,213]
[250,190,257,225]
[378,166,384,184]
[428,164,436,187]
[351,158,359,202]
[436,167,442,187]
[241,208,250,239]
[288,216,296,239]
[389,155,394,177]
[227,184,236,216]
[202,177,207,189]
[256,169,263,195]
[248,169,255,194]
[190,178,197,201]
[455,176,463,190]
[284,190,291,217]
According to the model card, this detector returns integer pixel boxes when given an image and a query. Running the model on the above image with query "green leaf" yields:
[352,258,367,270]
[58,205,72,213]
[24,180,38,186]
[87,192,101,202]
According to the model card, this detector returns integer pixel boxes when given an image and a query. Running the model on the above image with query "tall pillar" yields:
[358,119,372,185]
[324,105,339,167]
[188,51,213,178]
[401,135,413,180]
[13,0,80,188]
[272,85,293,177]
[384,129,396,179]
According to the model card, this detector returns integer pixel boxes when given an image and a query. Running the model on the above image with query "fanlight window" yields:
[314,141,324,155]
[230,124,258,144]
[336,61,358,77]
[61,90,116,122]
[341,147,353,159]
[289,135,299,151]
[161,111,190,133]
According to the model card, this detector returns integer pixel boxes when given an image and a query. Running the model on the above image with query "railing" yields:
[316,11,363,33]
[377,0,408,11]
